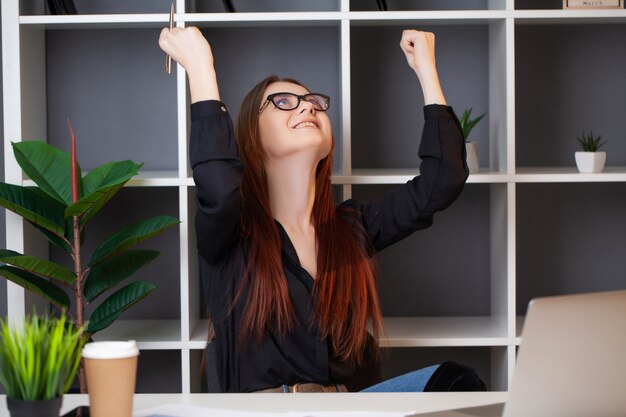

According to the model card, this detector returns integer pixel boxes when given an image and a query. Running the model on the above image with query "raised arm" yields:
[341,30,468,253]
[159,28,242,264]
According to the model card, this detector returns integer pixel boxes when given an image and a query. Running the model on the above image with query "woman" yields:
[159,27,480,393]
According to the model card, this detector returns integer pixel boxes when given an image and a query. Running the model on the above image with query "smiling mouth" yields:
[293,121,318,129]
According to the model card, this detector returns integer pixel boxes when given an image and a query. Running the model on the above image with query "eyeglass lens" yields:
[271,93,329,111]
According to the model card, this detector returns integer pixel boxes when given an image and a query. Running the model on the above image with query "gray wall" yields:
[517,183,626,315]
[516,24,626,167]
[46,29,178,171]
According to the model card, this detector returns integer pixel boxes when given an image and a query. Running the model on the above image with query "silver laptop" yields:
[410,290,626,417]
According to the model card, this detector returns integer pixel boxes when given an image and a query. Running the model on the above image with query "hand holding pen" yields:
[158,18,219,102]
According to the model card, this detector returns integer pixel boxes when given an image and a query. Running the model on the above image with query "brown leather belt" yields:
[254,382,348,393]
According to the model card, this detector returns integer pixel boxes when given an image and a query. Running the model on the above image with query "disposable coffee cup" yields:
[82,340,139,417]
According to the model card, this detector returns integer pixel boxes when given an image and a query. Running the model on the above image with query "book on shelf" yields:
[46,0,78,15]
[563,0,624,8]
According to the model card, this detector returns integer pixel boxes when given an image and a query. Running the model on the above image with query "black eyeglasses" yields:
[259,92,331,114]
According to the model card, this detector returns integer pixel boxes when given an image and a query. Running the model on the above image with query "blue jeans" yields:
[360,364,440,392]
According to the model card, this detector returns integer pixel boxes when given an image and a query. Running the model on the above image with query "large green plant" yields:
[0,124,179,392]
[0,312,85,400]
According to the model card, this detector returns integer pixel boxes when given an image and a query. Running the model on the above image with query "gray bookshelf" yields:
[2,0,625,393]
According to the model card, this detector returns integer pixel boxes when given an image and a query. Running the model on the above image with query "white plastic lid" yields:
[82,340,139,359]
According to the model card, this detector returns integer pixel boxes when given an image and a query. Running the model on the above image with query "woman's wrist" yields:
[415,66,446,106]
[188,67,220,103]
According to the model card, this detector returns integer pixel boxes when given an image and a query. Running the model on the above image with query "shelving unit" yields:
[3,0,625,394]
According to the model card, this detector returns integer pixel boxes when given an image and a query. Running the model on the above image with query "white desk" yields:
[1,392,507,416]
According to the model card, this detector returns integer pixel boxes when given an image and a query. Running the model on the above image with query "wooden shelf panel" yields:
[347,10,507,25]
[20,14,173,29]
[514,9,626,24]
[21,168,626,187]
[23,170,182,187]
[379,317,513,347]
[515,166,626,182]
[19,12,343,28]
[92,319,182,350]
[190,317,514,349]
[20,10,626,29]
[334,169,509,184]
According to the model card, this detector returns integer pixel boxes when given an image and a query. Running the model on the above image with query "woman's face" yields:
[257,81,333,163]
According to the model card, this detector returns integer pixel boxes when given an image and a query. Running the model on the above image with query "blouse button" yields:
[220,106,227,112]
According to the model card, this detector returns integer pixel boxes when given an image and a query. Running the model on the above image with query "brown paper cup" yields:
[82,341,139,417]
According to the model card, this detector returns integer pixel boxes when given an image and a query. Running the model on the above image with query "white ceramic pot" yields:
[465,141,479,174]
[575,151,606,173]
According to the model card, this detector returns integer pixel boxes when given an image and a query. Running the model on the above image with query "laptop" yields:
[409,290,626,417]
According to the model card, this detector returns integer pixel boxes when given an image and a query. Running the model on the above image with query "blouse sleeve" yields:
[190,100,243,264]
[339,104,469,254]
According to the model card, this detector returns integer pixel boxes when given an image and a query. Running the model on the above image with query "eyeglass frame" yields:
[258,92,331,115]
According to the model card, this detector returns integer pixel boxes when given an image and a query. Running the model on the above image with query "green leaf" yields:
[65,160,143,224]
[0,266,70,309]
[576,130,607,152]
[86,281,157,334]
[82,160,143,197]
[89,216,179,266]
[0,314,85,400]
[0,250,76,285]
[84,250,159,302]
[0,183,67,237]
[459,108,486,141]
[12,141,82,206]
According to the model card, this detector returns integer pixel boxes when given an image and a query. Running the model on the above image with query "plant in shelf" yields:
[0,313,85,417]
[0,121,180,393]
[575,130,607,173]
[459,108,486,174]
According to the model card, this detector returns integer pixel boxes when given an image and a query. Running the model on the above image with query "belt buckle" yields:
[292,383,320,393]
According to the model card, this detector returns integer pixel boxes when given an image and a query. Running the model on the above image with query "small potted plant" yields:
[0,312,85,417]
[575,130,607,173]
[459,108,486,174]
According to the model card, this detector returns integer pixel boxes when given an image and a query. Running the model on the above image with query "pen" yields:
[166,1,174,74]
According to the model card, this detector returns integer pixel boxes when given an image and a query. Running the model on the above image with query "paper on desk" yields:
[134,404,415,417]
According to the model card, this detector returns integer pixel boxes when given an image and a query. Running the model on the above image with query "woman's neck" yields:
[265,153,317,232]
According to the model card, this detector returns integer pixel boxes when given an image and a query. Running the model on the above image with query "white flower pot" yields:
[575,151,606,173]
[465,141,479,174]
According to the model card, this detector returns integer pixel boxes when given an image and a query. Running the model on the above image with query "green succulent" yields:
[576,130,606,152]
[0,313,85,400]
[459,108,487,142]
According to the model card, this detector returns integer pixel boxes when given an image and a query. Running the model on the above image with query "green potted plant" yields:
[575,130,607,173]
[0,312,85,417]
[459,108,486,174]
[0,121,179,393]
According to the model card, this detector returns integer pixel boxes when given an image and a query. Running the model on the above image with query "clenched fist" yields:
[399,29,437,76]
[399,29,446,105]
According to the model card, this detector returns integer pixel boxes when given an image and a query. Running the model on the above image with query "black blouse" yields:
[190,100,468,393]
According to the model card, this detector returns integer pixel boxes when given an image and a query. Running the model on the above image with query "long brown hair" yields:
[233,75,383,364]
